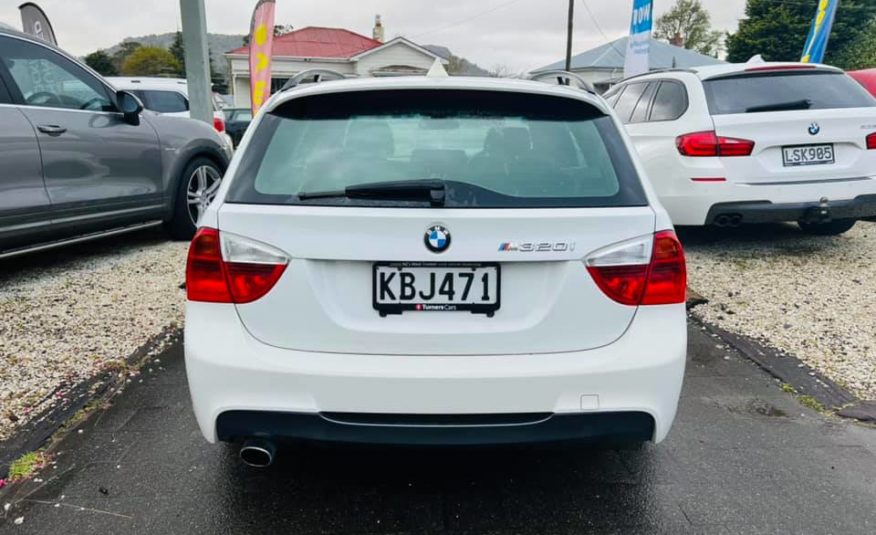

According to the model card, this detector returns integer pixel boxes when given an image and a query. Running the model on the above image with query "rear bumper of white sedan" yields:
[660,176,876,226]
[184,302,687,446]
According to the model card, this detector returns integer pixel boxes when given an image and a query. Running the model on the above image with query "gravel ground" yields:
[0,232,188,441]
[685,222,876,401]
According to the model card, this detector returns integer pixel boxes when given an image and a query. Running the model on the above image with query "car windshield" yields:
[225,89,646,208]
[703,71,876,115]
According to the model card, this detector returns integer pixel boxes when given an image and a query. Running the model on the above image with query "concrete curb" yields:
[689,316,876,423]
[0,326,182,484]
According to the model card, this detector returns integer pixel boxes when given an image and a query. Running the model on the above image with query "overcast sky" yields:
[0,0,748,71]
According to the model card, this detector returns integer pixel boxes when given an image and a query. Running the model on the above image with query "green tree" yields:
[654,0,722,57]
[112,41,142,73]
[726,0,876,68]
[84,50,118,76]
[836,18,876,70]
[121,46,181,77]
[169,31,186,76]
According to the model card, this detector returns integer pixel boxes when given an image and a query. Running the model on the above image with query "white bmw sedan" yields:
[183,74,687,466]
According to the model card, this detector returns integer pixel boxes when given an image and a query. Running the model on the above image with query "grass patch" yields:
[781,383,796,394]
[8,451,47,482]
[798,395,824,412]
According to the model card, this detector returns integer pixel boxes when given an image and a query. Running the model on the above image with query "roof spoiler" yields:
[528,70,596,94]
[279,69,348,93]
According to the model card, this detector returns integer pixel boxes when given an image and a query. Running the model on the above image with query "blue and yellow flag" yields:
[801,0,840,63]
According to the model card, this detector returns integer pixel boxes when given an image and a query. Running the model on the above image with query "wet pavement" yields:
[2,324,875,534]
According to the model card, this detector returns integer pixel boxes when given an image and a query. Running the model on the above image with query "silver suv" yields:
[0,28,231,258]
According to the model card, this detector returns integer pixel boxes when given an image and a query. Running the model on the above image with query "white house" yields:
[225,17,446,108]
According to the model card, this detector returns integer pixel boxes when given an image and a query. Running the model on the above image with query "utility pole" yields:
[179,0,212,125]
[565,0,575,71]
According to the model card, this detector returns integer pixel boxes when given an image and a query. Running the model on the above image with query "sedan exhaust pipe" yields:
[240,439,275,468]
[713,214,742,228]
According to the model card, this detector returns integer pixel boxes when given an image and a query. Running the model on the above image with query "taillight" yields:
[586,231,686,306]
[213,117,225,133]
[867,132,876,150]
[186,228,288,304]
[676,131,754,157]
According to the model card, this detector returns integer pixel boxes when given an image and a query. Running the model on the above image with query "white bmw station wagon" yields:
[184,72,687,466]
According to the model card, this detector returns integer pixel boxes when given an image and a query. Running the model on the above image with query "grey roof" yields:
[533,37,724,73]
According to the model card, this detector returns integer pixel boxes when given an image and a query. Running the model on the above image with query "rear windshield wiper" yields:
[297,179,447,206]
[745,99,812,113]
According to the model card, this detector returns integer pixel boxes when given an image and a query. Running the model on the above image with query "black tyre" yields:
[168,157,224,240]
[797,218,856,236]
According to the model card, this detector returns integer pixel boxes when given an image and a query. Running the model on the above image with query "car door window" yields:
[0,75,10,103]
[650,81,688,121]
[629,82,657,124]
[140,90,189,113]
[1,36,113,112]
[612,83,647,123]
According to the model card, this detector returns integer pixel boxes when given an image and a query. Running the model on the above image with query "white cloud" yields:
[0,0,747,71]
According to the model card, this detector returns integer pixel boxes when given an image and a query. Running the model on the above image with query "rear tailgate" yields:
[220,204,656,356]
[712,108,876,184]
[703,68,876,185]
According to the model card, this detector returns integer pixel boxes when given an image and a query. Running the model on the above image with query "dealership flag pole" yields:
[801,0,840,63]
[623,0,653,79]
[249,0,277,116]
[18,2,57,45]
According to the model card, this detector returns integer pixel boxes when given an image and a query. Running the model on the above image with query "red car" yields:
[848,69,876,97]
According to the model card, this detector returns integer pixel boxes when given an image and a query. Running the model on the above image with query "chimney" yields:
[373,14,384,43]
[669,32,685,48]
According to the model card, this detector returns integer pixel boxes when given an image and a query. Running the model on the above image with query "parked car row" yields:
[0,27,230,258]
[3,20,876,461]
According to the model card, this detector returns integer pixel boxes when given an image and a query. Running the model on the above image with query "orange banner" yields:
[249,0,276,115]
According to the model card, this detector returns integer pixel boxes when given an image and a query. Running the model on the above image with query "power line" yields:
[579,0,626,58]
[411,0,529,39]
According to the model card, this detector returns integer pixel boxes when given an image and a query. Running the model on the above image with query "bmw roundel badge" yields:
[808,122,820,136]
[424,225,451,253]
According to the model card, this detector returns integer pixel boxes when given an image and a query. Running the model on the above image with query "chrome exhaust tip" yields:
[240,439,275,468]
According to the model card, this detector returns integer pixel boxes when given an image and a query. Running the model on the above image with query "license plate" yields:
[373,262,500,316]
[782,144,835,167]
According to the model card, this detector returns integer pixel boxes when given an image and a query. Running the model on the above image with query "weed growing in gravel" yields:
[781,383,796,394]
[8,451,46,482]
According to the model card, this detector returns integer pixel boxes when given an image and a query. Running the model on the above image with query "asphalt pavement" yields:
[2,324,875,534]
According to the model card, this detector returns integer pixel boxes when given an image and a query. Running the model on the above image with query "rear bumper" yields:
[705,194,876,225]
[216,410,655,446]
[659,176,876,225]
[184,302,686,445]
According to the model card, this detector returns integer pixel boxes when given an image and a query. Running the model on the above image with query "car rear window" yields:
[225,89,647,208]
[703,71,876,115]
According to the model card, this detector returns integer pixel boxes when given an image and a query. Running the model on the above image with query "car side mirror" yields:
[117,90,143,125]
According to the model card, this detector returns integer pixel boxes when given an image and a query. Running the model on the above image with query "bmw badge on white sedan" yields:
[183,72,687,467]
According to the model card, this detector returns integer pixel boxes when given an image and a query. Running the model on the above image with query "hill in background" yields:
[102,33,245,76]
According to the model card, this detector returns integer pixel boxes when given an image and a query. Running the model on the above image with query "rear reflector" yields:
[677,131,754,157]
[186,228,288,304]
[586,231,686,306]
[691,177,727,183]
[213,117,226,133]
[867,132,876,150]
